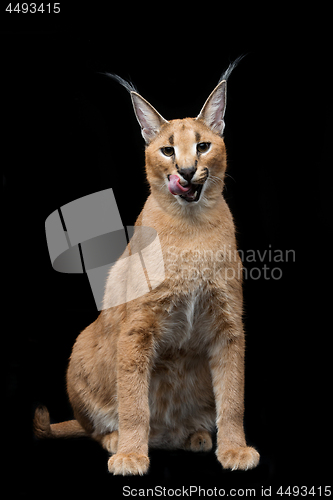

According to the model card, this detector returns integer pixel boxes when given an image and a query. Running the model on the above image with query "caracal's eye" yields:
[161,146,175,157]
[197,142,211,153]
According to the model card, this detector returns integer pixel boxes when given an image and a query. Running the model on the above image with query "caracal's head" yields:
[106,59,242,213]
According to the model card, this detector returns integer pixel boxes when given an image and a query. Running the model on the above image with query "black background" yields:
[3,4,331,498]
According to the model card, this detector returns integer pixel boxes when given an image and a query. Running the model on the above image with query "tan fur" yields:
[34,74,259,475]
[33,405,87,439]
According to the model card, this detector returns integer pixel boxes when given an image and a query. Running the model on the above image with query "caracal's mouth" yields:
[167,174,204,203]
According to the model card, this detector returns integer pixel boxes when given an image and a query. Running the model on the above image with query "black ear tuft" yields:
[99,72,138,93]
[218,55,246,84]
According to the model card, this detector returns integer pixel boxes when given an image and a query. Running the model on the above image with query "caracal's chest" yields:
[148,288,217,446]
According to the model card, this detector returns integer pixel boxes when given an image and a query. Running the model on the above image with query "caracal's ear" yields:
[130,92,169,144]
[196,80,227,136]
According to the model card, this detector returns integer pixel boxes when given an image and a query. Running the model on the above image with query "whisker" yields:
[208,175,223,186]
[225,172,236,183]
[159,180,168,192]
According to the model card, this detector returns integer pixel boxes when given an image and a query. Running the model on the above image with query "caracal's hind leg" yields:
[185,430,213,452]
[95,431,119,454]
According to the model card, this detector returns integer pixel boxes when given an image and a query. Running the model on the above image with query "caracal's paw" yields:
[218,446,260,471]
[189,431,213,452]
[108,452,149,476]
[100,431,119,454]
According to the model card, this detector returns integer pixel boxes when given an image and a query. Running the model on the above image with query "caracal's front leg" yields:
[209,314,260,471]
[108,309,156,476]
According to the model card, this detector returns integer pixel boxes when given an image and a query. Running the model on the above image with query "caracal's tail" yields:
[33,405,87,439]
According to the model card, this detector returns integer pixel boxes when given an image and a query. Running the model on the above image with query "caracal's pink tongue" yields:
[168,175,191,195]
